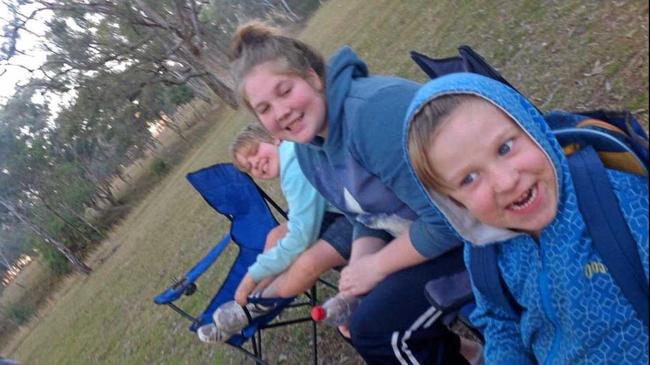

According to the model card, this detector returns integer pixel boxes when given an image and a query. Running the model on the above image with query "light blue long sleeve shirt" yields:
[247,142,328,282]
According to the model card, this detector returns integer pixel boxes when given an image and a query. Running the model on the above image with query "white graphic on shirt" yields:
[343,188,411,237]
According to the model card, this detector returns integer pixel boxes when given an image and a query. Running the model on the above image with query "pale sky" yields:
[0,3,50,102]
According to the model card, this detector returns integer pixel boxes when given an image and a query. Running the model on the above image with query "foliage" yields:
[37,243,71,275]
[0,221,31,270]
[5,302,36,326]
[165,85,194,106]
[149,158,168,177]
[0,0,323,277]
[2,0,324,106]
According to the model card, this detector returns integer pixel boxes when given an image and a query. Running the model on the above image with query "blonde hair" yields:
[408,94,480,191]
[230,123,276,171]
[230,20,325,109]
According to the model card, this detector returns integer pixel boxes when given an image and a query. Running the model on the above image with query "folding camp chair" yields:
[411,46,512,345]
[154,163,334,365]
[424,269,483,344]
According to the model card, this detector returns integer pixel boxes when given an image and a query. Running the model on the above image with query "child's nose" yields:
[492,167,519,193]
[248,157,258,171]
[274,104,291,124]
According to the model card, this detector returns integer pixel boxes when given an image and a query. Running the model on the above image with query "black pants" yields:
[348,247,469,365]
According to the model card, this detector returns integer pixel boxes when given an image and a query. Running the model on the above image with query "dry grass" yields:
[304,0,648,126]
[3,0,647,364]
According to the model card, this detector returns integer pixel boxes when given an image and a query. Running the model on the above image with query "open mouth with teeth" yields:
[284,113,304,132]
[507,183,539,212]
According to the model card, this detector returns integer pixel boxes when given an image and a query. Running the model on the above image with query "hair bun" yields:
[230,21,279,60]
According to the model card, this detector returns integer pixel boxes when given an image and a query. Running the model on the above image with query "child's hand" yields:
[235,274,257,305]
[339,254,386,296]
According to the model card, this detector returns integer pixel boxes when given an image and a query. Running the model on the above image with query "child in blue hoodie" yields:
[405,73,649,364]
[228,21,475,365]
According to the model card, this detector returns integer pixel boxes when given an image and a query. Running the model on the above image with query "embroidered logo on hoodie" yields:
[584,261,608,279]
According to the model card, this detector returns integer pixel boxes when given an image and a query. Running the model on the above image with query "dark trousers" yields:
[348,247,469,365]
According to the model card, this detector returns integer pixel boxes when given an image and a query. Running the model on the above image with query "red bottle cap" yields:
[311,306,326,321]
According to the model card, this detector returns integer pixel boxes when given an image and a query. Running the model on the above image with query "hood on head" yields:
[402,73,564,245]
[325,46,368,131]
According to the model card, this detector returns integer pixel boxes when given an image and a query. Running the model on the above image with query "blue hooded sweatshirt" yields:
[295,47,461,257]
[402,73,649,364]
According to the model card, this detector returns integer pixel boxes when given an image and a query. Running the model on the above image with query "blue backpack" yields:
[412,47,649,332]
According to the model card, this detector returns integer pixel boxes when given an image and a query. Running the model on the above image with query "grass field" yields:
[3,0,648,364]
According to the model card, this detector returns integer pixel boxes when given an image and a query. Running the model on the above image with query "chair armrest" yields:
[424,269,473,312]
[424,270,475,328]
[154,233,232,305]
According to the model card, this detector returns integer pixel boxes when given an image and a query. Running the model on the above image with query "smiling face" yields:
[426,99,558,237]
[235,141,280,180]
[243,61,327,144]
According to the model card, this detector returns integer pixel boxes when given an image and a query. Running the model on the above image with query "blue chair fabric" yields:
[154,163,317,363]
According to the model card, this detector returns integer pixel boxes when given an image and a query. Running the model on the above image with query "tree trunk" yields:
[0,200,91,275]
[278,0,300,21]
[133,0,238,108]
[95,181,118,207]
[115,170,130,185]
[158,112,186,141]
[176,46,238,108]
[58,202,105,239]
[39,198,94,244]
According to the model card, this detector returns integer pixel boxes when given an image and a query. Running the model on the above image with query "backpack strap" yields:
[468,145,648,331]
[469,245,523,316]
[567,145,649,330]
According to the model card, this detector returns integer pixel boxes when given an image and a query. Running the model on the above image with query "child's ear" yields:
[306,68,324,91]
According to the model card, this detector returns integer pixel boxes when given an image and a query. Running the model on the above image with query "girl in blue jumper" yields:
[405,73,649,364]
[229,22,477,364]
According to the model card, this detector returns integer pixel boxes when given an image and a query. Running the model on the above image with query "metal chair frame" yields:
[155,163,336,365]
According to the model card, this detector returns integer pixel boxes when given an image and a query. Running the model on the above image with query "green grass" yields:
[3,0,648,364]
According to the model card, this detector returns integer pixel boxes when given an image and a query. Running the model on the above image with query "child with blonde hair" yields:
[197,123,352,342]
[406,73,648,364]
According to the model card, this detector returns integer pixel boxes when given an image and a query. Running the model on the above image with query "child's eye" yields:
[280,86,291,96]
[256,105,269,114]
[498,139,513,155]
[460,172,478,187]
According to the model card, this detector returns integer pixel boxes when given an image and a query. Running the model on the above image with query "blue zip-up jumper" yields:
[402,73,649,364]
[296,47,468,365]
[295,46,462,258]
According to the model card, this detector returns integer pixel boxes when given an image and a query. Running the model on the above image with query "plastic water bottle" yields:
[310,294,361,326]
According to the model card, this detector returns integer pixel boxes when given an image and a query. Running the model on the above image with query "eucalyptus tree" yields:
[0,0,322,275]
[2,0,323,109]
[3,0,236,107]
[0,85,95,274]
